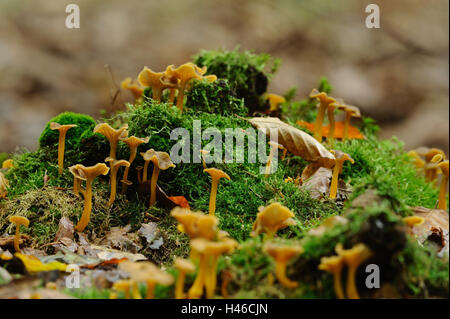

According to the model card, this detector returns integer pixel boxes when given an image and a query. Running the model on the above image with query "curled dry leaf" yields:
[301,167,332,199]
[138,222,164,249]
[248,117,335,168]
[0,171,9,198]
[101,225,141,253]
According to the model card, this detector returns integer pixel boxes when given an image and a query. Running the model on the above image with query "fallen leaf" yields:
[168,196,190,209]
[89,245,147,262]
[0,171,9,199]
[15,253,67,273]
[301,167,332,199]
[249,117,335,168]
[0,235,30,249]
[297,120,365,139]
[138,223,164,249]
[101,225,141,252]
[55,217,75,242]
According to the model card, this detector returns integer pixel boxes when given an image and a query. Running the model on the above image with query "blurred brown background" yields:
[0,0,448,154]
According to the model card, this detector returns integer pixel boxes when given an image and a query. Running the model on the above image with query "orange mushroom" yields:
[329,150,354,199]
[167,63,204,112]
[9,216,29,252]
[265,141,284,177]
[335,103,361,141]
[251,203,296,239]
[119,136,149,194]
[105,158,130,207]
[309,89,337,142]
[121,77,144,100]
[263,242,303,288]
[437,160,449,210]
[138,67,177,102]
[174,258,196,299]
[171,207,219,240]
[50,122,77,174]
[93,123,128,160]
[204,168,230,216]
[265,93,286,112]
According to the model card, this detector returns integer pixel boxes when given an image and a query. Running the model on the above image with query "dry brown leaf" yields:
[100,225,141,252]
[411,206,449,255]
[301,167,332,199]
[248,117,335,167]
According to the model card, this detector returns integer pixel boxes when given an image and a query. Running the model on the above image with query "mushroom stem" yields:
[314,103,327,142]
[168,89,177,104]
[176,82,187,112]
[13,225,21,252]
[121,150,137,194]
[329,161,342,199]
[149,165,160,206]
[438,174,448,210]
[108,169,118,207]
[143,160,150,183]
[346,265,360,299]
[73,177,80,196]
[137,167,143,184]
[57,131,68,175]
[205,256,218,299]
[75,179,93,232]
[152,88,162,102]
[332,269,345,299]
[175,271,187,299]
[274,261,298,288]
[146,281,156,299]
[189,254,207,299]
[131,282,142,299]
[208,177,219,216]
[327,106,336,143]
[343,112,352,141]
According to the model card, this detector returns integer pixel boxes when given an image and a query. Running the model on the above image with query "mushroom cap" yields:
[424,148,445,162]
[50,122,77,133]
[9,215,30,227]
[68,163,110,181]
[333,100,361,118]
[120,136,150,149]
[93,123,128,143]
[263,242,303,263]
[160,65,180,87]
[203,74,217,83]
[205,237,238,256]
[331,150,355,164]
[319,255,344,273]
[309,89,336,105]
[112,280,131,291]
[336,243,373,266]
[171,207,218,240]
[438,161,449,177]
[266,93,286,111]
[251,203,296,236]
[204,168,230,181]
[105,158,131,170]
[431,154,444,164]
[2,159,14,169]
[170,63,204,83]
[121,78,144,98]
[138,67,164,87]
[141,149,175,170]
[174,258,195,274]
[200,149,210,155]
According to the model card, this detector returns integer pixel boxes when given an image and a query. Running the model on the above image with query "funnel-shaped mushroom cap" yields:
[174,258,196,274]
[69,163,110,181]
[94,123,128,142]
[263,242,303,263]
[171,207,218,240]
[319,255,344,272]
[121,78,144,99]
[266,93,286,111]
[205,237,238,256]
[334,100,361,118]
[403,216,425,227]
[424,148,445,162]
[431,154,444,164]
[204,168,230,181]
[105,158,130,170]
[251,203,296,237]
[309,89,336,105]
[120,136,150,149]
[9,216,30,227]
[141,149,175,170]
[160,65,180,86]
[138,67,177,90]
[170,63,204,83]
[336,243,373,266]
[203,74,217,83]
[331,150,355,164]
[50,122,77,133]
[438,161,449,177]
[2,159,14,169]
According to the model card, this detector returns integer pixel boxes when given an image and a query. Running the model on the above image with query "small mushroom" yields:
[200,149,210,169]
[329,150,354,199]
[111,280,132,299]
[121,77,144,100]
[167,63,204,112]
[2,159,14,169]
[174,258,196,299]
[141,149,175,206]
[310,89,337,142]
[250,203,296,239]
[265,141,284,177]
[171,207,219,240]
[335,103,361,141]
[93,123,128,160]
[403,215,425,227]
[265,93,286,112]
[407,150,425,172]
[204,168,230,216]
[105,158,130,207]
[188,238,209,299]
[119,136,149,193]
[70,163,110,232]
[421,148,446,182]
[9,216,30,252]
[68,165,83,197]
[136,166,143,185]
[50,122,77,174]
[263,242,303,288]
[336,243,373,299]
[138,67,177,102]
[437,160,449,210]
[319,255,345,299]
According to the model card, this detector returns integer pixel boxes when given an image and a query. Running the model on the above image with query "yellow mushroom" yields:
[407,150,425,172]
[111,280,132,299]
[265,141,284,177]
[93,123,128,160]
[403,215,425,227]
[310,89,337,142]
[188,238,209,299]
[160,64,180,105]
[174,258,196,299]
[204,168,230,216]
[171,207,219,240]
[265,93,286,112]
[105,158,130,207]
[336,243,373,299]
[119,136,149,194]
[250,203,296,239]
[9,216,29,252]
[263,242,303,288]
[50,122,77,174]
[167,63,204,112]
[121,77,144,100]
[319,255,345,299]
[68,165,83,197]
[70,163,110,232]
[2,159,14,169]
[335,103,361,141]
[422,148,446,182]
[329,150,354,199]
[138,67,177,102]
[200,149,210,169]
[437,160,449,210]
[141,149,175,206]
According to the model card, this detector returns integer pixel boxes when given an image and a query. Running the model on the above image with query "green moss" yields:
[193,48,280,113]
[0,153,9,167]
